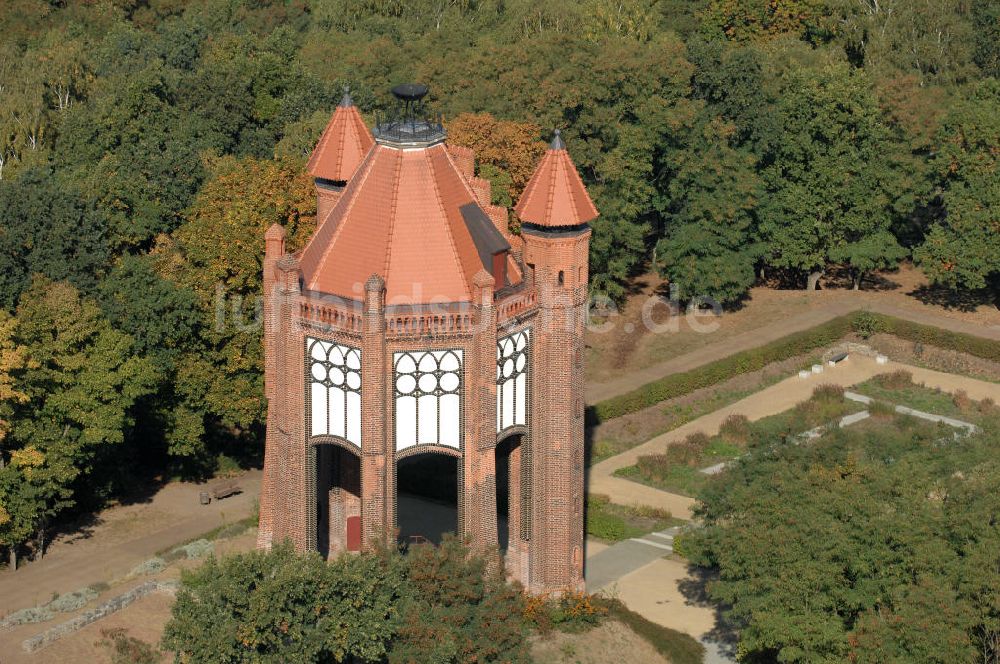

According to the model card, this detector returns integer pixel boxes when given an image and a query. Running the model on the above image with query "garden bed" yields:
[615,386,865,497]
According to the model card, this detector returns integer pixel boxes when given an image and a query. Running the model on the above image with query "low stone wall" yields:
[22,580,178,653]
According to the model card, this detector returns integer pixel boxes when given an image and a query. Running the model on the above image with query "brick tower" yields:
[257,84,597,594]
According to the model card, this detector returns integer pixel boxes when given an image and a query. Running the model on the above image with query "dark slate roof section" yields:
[459,202,510,272]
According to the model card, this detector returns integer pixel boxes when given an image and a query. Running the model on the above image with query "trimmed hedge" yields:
[587,311,1000,424]
[875,314,1000,363]
[588,316,854,423]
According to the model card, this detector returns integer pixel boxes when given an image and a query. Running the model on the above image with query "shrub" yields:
[664,432,711,467]
[87,581,111,594]
[874,369,914,390]
[636,453,672,479]
[130,557,165,576]
[390,535,529,664]
[852,311,887,339]
[878,315,1000,363]
[163,543,406,664]
[589,312,996,425]
[524,591,607,634]
[952,389,973,413]
[586,508,628,541]
[98,628,162,664]
[161,548,186,563]
[49,587,98,613]
[170,539,213,560]
[2,606,54,626]
[812,384,845,403]
[719,414,751,445]
[626,503,673,520]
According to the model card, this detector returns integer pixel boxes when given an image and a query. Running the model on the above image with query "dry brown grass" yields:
[873,370,914,390]
[719,414,751,445]
[952,389,973,413]
[529,619,672,664]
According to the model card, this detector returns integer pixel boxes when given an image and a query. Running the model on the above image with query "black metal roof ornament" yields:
[374,82,445,148]
[391,82,429,102]
[550,129,565,150]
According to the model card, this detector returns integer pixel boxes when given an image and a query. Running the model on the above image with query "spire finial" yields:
[550,128,565,150]
[339,85,353,107]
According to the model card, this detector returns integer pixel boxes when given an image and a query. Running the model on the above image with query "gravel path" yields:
[0,471,261,617]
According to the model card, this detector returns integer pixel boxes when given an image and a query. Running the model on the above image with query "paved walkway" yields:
[587,356,1000,519]
[586,298,1000,404]
[0,471,260,616]
[587,527,678,591]
[587,528,736,663]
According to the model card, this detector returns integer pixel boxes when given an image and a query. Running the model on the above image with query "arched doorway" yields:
[396,452,459,545]
[315,443,361,559]
[495,434,526,554]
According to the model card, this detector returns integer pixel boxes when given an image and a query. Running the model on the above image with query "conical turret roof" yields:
[306,90,375,183]
[515,130,598,228]
[299,141,513,304]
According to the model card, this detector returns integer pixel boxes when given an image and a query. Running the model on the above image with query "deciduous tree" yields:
[757,63,905,289]
[162,544,407,663]
[915,79,1000,301]
[655,116,761,306]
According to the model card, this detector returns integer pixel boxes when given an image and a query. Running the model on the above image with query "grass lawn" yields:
[584,494,683,542]
[851,370,991,421]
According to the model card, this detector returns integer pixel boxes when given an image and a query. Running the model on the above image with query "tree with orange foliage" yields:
[161,155,316,432]
[446,113,547,208]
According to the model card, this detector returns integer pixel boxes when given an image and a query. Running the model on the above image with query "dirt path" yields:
[588,357,1000,519]
[0,471,260,616]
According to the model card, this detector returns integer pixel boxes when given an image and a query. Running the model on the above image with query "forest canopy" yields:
[0,0,998,570]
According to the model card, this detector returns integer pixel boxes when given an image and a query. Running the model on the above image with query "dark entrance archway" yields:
[396,452,459,545]
[496,434,529,571]
[315,443,361,559]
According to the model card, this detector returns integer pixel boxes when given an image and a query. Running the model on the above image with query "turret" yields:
[306,88,374,225]
[513,130,597,592]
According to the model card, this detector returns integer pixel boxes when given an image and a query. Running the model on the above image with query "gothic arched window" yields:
[307,338,362,446]
[393,350,463,451]
[497,329,530,433]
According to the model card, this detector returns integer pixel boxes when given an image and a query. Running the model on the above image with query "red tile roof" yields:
[306,92,374,183]
[299,142,517,304]
[515,131,598,228]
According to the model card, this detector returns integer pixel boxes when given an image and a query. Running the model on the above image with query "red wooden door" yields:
[346,516,361,552]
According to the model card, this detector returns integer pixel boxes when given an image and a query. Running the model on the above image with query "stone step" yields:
[629,537,673,551]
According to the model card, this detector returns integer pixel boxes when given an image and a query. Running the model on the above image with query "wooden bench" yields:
[211,481,242,500]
